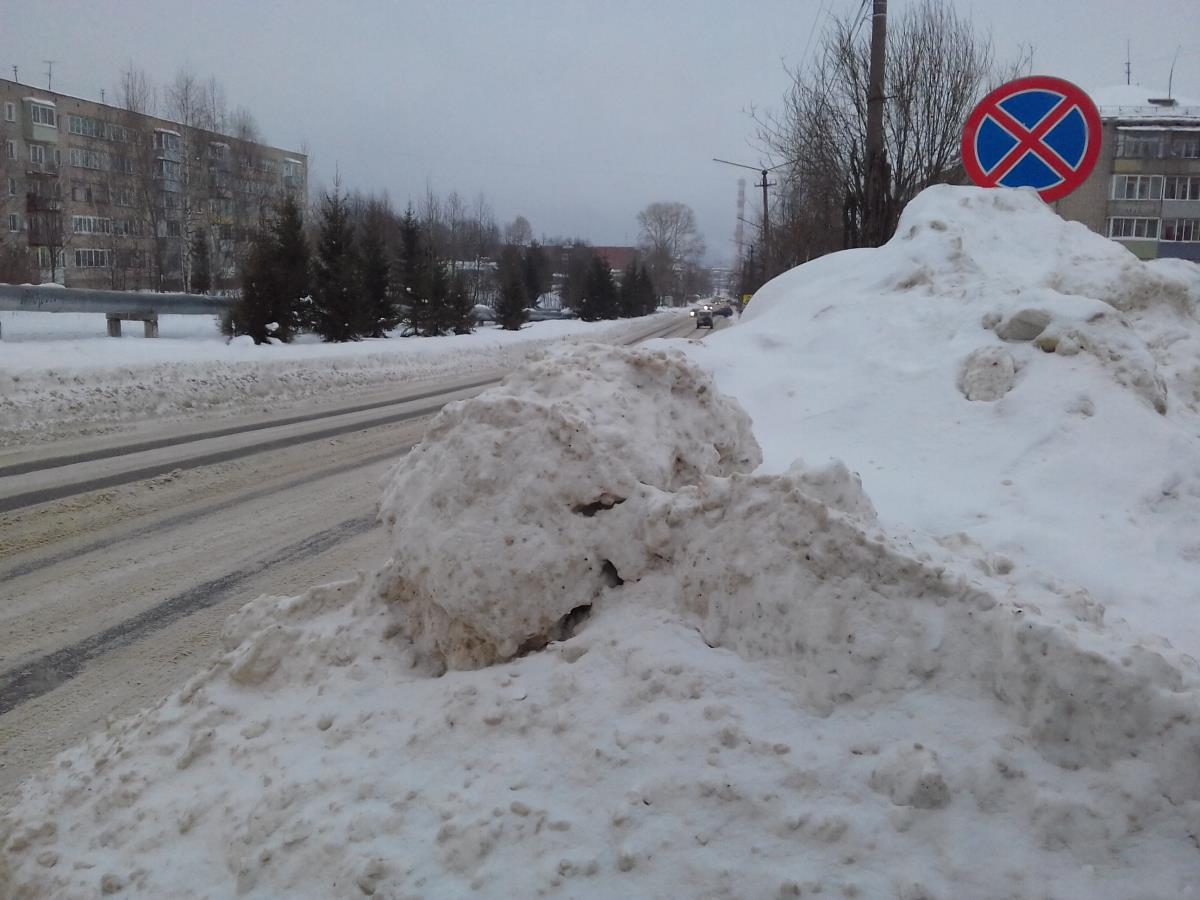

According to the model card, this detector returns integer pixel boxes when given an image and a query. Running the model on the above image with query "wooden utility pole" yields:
[714,157,781,279]
[757,167,775,278]
[862,0,890,247]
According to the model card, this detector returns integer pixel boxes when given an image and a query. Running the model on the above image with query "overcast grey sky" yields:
[3,0,1197,263]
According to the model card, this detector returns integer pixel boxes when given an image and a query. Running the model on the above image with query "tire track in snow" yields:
[0,514,377,715]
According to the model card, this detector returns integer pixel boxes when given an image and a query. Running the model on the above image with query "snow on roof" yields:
[1117,124,1200,132]
[153,127,181,136]
[1089,84,1200,120]
[22,96,55,106]
[283,157,304,164]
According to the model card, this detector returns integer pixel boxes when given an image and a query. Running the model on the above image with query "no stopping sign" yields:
[961,76,1102,202]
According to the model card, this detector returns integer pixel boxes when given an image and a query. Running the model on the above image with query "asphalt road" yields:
[0,313,709,796]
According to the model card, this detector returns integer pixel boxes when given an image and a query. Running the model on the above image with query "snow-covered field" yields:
[0,312,674,446]
[3,187,1199,898]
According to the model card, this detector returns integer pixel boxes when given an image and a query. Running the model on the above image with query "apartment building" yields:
[0,77,306,290]
[1054,85,1200,262]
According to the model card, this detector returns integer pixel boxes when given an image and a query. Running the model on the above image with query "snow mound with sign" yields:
[4,191,1200,899]
[689,184,1200,659]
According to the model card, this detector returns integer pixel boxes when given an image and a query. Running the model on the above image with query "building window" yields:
[156,159,181,180]
[5,140,15,160]
[3,102,14,122]
[69,115,101,137]
[70,147,107,170]
[1110,174,1162,201]
[30,103,56,127]
[29,144,46,165]
[7,177,16,197]
[7,213,19,231]
[35,247,63,270]
[1164,176,1200,201]
[1107,217,1160,240]
[72,215,112,235]
[153,130,181,152]
[1162,218,1200,242]
[166,220,181,237]
[1116,133,1164,159]
[74,248,111,268]
[1168,135,1200,159]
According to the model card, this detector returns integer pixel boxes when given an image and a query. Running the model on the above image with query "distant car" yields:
[695,311,714,329]
[472,304,496,324]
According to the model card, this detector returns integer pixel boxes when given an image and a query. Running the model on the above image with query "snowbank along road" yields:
[0,313,709,795]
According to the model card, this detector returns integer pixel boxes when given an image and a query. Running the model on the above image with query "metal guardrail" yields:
[0,283,231,316]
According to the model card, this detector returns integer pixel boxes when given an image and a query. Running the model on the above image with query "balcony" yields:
[25,160,60,176]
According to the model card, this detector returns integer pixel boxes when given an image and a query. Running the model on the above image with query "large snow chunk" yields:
[374,343,761,669]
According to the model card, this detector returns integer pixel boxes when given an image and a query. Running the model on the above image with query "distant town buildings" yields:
[1056,85,1200,262]
[0,77,306,291]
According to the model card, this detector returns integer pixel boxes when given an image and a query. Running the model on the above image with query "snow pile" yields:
[0,314,669,447]
[685,185,1200,658]
[375,344,760,668]
[4,339,1200,899]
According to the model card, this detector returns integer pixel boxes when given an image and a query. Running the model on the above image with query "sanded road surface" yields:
[0,314,710,796]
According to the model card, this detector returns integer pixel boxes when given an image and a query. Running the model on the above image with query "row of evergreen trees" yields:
[576,256,657,321]
[226,191,659,344]
[225,193,481,343]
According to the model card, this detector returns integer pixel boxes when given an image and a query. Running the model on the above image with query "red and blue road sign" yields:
[961,75,1102,202]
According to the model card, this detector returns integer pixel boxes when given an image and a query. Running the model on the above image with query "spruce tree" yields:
[397,206,437,336]
[190,232,211,294]
[495,246,528,330]
[311,188,361,342]
[448,269,475,334]
[636,262,658,316]
[272,196,311,341]
[618,259,640,318]
[359,207,396,337]
[224,235,276,343]
[521,241,550,308]
[579,253,618,321]
[224,198,311,344]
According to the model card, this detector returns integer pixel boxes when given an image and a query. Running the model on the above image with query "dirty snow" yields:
[0,313,672,446]
[4,188,1200,898]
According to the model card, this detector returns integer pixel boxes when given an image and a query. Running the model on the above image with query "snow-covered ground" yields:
[0,313,674,446]
[3,187,1199,898]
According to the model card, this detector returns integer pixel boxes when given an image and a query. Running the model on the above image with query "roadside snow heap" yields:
[5,188,1200,899]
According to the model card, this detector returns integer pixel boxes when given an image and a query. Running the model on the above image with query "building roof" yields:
[593,246,639,270]
[1090,84,1200,121]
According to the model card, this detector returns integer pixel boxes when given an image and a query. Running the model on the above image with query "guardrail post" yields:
[106,314,122,338]
[143,315,159,339]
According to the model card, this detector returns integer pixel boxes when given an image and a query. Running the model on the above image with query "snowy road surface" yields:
[0,313,709,795]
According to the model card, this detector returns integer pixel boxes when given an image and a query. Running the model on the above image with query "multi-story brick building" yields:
[1055,85,1200,262]
[0,77,306,290]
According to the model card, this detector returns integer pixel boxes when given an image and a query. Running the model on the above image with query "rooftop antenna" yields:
[10,65,16,83]
[1167,46,1180,99]
[1125,40,1131,85]
[100,88,105,103]
[43,59,54,91]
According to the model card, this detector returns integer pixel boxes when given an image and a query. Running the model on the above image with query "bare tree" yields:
[636,201,705,302]
[503,214,533,248]
[117,62,157,116]
[757,0,1007,257]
